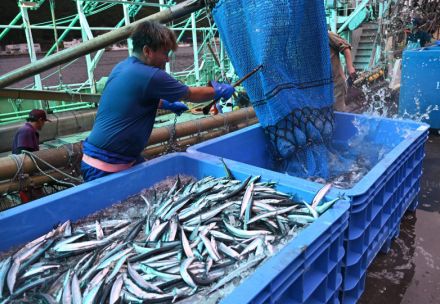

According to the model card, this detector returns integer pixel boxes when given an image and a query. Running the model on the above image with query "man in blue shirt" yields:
[81,21,235,182]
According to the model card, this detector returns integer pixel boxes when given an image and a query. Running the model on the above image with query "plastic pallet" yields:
[0,153,349,304]
[187,112,429,304]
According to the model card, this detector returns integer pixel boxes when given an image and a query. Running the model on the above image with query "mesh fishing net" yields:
[212,0,335,178]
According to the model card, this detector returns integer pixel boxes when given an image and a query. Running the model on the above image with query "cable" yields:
[23,152,78,188]
[22,150,83,183]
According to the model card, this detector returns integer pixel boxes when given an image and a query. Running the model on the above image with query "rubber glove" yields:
[161,100,188,115]
[210,81,235,100]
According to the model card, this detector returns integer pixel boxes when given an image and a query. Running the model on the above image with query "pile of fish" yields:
[0,174,337,303]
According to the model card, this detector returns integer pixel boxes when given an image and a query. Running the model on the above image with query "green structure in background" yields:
[0,0,395,124]
[0,0,233,124]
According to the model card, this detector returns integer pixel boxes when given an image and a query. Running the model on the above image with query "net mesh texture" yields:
[212,0,335,178]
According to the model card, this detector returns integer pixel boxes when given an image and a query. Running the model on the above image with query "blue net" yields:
[212,0,335,178]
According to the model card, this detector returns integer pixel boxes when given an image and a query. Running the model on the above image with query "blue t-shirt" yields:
[87,56,189,157]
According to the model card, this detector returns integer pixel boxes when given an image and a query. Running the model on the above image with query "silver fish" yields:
[109,274,123,304]
[127,262,163,293]
[311,183,332,209]
[0,257,11,298]
[6,259,20,294]
[71,273,82,304]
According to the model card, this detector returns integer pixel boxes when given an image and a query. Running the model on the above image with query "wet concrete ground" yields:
[359,133,440,304]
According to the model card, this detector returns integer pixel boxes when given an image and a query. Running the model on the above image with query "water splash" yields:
[270,79,434,189]
[360,80,438,123]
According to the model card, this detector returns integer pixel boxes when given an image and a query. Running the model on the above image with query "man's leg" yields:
[333,81,347,112]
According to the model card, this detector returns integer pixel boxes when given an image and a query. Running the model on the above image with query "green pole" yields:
[45,14,80,57]
[0,13,22,41]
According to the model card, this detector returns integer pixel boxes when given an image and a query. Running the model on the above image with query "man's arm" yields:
[150,70,233,104]
[329,31,356,76]
[182,81,235,103]
[181,87,215,103]
[342,48,356,76]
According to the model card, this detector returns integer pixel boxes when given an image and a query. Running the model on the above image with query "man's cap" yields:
[28,109,51,122]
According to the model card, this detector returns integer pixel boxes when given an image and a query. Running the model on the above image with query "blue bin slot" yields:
[188,112,429,303]
[0,153,349,304]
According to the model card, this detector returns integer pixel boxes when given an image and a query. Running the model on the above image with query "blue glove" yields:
[161,100,188,115]
[210,81,235,100]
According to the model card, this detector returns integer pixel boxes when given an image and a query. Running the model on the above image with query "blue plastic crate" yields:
[0,153,349,304]
[399,45,440,129]
[187,112,429,303]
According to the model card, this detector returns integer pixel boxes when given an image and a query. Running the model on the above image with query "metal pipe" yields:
[0,117,259,194]
[0,171,69,194]
[144,118,258,157]
[0,144,83,181]
[0,108,256,180]
[147,108,256,145]
[0,0,206,88]
[0,109,98,152]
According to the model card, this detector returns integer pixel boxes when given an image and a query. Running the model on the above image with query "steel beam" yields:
[20,4,43,102]
[0,88,100,103]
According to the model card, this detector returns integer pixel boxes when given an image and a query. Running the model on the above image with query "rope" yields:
[64,143,74,166]
[22,150,82,183]
[165,114,180,153]
[7,153,27,193]
[22,151,77,188]
[8,154,24,182]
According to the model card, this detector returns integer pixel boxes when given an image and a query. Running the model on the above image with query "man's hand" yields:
[347,69,357,87]
[209,81,235,100]
[347,65,356,77]
[161,100,189,116]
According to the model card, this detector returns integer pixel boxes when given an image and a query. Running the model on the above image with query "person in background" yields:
[81,21,235,182]
[12,109,50,203]
[12,109,50,154]
[406,17,433,48]
[328,31,357,112]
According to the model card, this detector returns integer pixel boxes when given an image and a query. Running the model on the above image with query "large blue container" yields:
[0,153,349,304]
[399,45,440,129]
[188,112,429,303]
